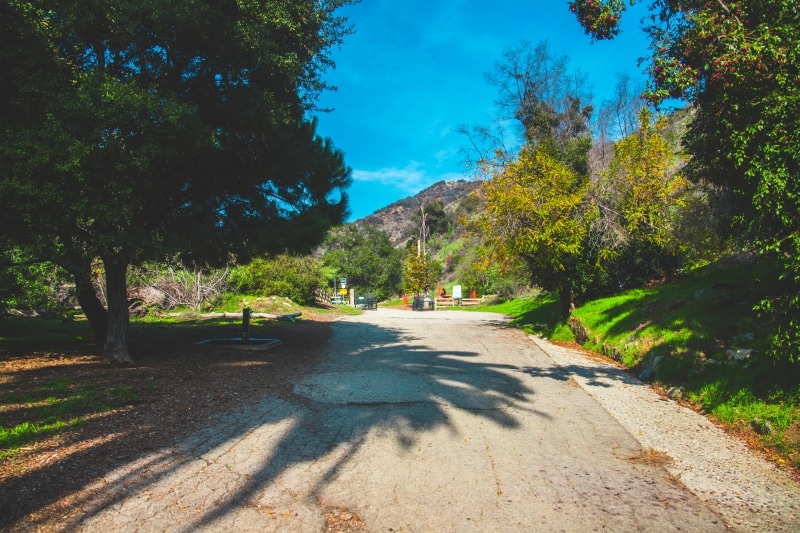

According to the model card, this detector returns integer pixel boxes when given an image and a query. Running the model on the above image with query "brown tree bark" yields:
[102,257,132,363]
[72,263,108,343]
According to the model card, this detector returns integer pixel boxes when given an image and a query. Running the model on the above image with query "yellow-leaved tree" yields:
[479,145,595,316]
[593,108,688,287]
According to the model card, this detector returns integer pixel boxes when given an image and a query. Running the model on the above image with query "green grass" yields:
[0,297,363,460]
[0,420,78,460]
[0,369,155,460]
[0,315,94,344]
[469,293,569,339]
[573,260,780,367]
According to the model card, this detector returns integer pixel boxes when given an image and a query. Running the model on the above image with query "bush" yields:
[228,254,323,305]
[0,247,74,312]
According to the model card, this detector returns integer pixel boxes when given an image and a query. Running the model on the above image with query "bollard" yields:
[242,307,251,342]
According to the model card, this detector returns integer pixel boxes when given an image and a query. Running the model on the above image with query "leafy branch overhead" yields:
[568,0,800,360]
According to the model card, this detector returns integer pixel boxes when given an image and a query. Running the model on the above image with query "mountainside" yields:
[356,179,480,247]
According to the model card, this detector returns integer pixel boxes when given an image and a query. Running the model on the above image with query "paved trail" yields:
[73,309,797,532]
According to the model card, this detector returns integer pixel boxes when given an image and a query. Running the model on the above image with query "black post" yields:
[242,308,251,342]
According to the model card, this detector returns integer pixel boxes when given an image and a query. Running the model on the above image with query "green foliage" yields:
[569,0,800,362]
[403,254,442,295]
[591,109,690,292]
[0,247,73,312]
[568,0,625,41]
[228,254,323,305]
[479,146,594,315]
[0,0,355,359]
[411,200,451,241]
[322,224,403,301]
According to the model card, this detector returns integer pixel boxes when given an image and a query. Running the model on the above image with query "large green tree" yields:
[0,0,354,362]
[592,108,688,289]
[322,224,402,301]
[570,0,800,360]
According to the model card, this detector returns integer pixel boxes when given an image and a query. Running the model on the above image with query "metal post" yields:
[242,307,251,342]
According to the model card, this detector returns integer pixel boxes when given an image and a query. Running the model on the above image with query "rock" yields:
[751,418,774,436]
[727,349,754,361]
[568,317,589,345]
[611,346,622,362]
[652,355,665,369]
[667,386,684,399]
[694,289,704,300]
[639,368,654,382]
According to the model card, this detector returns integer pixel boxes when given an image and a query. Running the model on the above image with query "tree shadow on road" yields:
[520,361,641,389]
[57,316,550,530]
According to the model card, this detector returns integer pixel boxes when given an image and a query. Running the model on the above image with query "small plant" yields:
[107,387,140,401]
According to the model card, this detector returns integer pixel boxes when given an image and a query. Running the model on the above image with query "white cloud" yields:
[352,163,465,194]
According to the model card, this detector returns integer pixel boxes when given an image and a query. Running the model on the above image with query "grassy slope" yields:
[474,259,800,470]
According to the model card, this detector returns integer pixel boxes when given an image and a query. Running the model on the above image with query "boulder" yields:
[667,386,684,399]
[751,418,774,436]
[727,349,754,361]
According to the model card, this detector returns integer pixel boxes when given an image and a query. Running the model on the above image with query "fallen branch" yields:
[168,311,302,321]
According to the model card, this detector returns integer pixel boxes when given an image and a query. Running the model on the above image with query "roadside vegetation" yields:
[470,257,800,472]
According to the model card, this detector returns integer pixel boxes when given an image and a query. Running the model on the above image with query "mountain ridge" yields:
[355,179,480,248]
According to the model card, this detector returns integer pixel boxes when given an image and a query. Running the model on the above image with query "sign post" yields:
[452,284,462,306]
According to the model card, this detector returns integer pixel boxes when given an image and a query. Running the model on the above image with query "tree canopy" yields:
[569,0,800,359]
[0,0,355,361]
[479,145,593,315]
[474,41,595,315]
[322,224,402,301]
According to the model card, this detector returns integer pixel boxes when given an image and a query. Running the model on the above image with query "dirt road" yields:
[71,308,797,532]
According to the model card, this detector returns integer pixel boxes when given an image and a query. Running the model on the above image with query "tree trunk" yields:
[102,258,132,363]
[558,284,574,318]
[73,264,108,343]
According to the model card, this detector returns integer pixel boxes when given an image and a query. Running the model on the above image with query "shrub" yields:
[229,254,323,305]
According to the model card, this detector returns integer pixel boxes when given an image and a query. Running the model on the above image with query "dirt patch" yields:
[323,506,368,532]
[627,447,674,468]
[0,311,337,531]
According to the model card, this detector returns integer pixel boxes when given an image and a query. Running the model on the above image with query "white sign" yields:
[452,285,462,299]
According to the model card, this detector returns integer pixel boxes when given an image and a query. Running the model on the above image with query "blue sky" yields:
[315,0,653,221]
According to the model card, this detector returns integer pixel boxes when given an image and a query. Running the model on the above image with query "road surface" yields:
[75,308,780,532]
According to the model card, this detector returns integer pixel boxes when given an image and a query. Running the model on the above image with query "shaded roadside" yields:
[0,316,332,531]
